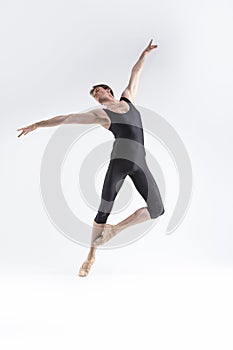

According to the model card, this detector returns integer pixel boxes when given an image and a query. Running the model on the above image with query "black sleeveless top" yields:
[103,97,146,161]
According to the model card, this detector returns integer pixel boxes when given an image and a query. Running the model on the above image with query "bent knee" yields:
[160,206,165,216]
[148,205,165,219]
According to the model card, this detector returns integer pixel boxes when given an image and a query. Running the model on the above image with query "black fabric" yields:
[94,97,165,224]
[105,96,145,147]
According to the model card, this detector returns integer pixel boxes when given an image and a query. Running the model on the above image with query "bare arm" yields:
[17,109,102,137]
[121,39,158,103]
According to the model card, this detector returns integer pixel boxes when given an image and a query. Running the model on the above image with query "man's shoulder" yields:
[91,108,111,123]
[120,88,135,104]
[90,108,111,129]
[92,108,108,117]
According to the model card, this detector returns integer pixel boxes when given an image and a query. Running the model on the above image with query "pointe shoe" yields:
[78,258,95,277]
[93,224,116,246]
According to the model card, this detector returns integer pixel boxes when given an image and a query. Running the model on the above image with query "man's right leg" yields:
[79,159,130,276]
[78,221,105,277]
[93,159,130,225]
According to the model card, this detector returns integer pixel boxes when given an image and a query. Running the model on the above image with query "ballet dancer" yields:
[17,39,165,277]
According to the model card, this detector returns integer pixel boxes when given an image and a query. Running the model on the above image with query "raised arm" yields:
[121,39,158,103]
[17,109,104,137]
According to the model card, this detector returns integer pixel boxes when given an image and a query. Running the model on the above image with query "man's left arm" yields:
[121,39,158,103]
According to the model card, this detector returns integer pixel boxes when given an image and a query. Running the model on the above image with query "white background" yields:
[1,0,233,349]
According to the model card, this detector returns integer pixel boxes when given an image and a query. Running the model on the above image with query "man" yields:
[17,39,165,277]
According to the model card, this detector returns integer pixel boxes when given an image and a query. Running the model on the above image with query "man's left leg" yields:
[94,160,165,246]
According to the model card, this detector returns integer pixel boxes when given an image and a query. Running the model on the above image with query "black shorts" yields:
[94,158,165,224]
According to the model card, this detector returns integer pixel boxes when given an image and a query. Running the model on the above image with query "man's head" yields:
[90,84,115,104]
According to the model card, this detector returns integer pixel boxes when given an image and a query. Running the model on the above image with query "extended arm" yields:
[17,109,102,137]
[121,39,158,103]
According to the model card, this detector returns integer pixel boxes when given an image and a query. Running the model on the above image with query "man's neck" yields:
[102,98,120,108]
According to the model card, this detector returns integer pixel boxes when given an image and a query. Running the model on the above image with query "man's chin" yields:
[99,99,106,106]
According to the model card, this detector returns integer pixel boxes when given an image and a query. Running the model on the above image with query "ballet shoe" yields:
[78,257,95,277]
[93,224,116,246]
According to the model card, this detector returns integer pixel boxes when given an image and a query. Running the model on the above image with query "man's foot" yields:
[93,224,116,246]
[78,257,95,277]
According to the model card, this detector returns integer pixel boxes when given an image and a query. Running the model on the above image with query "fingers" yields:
[17,127,29,137]
[145,38,158,51]
[18,130,25,137]
[147,39,153,48]
[17,124,30,131]
[148,41,158,50]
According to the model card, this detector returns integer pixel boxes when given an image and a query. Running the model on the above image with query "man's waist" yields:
[111,138,146,161]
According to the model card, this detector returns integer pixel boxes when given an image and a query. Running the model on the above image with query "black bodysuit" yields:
[94,96,165,224]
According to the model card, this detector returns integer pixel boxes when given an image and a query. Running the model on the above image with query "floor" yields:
[0,264,232,350]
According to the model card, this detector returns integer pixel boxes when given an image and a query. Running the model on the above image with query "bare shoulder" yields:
[92,108,111,129]
[120,88,136,104]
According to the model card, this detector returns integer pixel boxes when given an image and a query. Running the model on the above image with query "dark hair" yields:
[89,84,114,97]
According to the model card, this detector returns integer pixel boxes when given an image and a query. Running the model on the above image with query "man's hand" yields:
[17,123,38,137]
[143,38,158,54]
[144,39,158,53]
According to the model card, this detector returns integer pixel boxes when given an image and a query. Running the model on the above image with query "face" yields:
[92,87,112,104]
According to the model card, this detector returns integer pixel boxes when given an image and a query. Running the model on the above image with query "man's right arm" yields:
[17,109,106,137]
[38,109,102,126]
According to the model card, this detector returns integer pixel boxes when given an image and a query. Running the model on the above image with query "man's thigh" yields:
[101,158,135,201]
